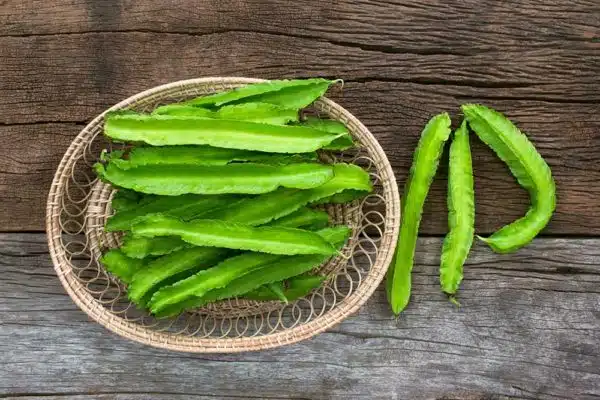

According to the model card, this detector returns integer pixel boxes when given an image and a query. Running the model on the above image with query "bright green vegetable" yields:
[462,104,556,253]
[104,114,345,153]
[299,117,354,151]
[216,163,372,225]
[111,189,142,212]
[153,102,299,125]
[387,113,452,315]
[121,164,370,256]
[106,146,317,170]
[100,249,144,284]
[131,215,337,256]
[440,121,474,296]
[95,162,335,195]
[121,234,189,259]
[271,207,330,230]
[150,226,350,317]
[126,206,323,304]
[245,275,326,302]
[266,282,288,303]
[106,194,238,232]
[127,247,228,306]
[181,78,337,109]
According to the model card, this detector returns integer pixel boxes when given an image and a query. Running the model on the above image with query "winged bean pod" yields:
[244,275,326,302]
[127,247,228,306]
[462,104,556,253]
[181,78,337,109]
[387,113,451,315]
[298,117,354,151]
[120,165,370,258]
[111,189,142,212]
[150,226,350,316]
[126,205,325,304]
[106,194,238,232]
[154,102,299,125]
[100,249,144,284]
[95,162,335,195]
[121,234,189,259]
[131,215,337,256]
[440,121,474,296]
[104,114,345,153]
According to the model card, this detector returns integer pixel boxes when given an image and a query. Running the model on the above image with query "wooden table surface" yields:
[1,1,599,399]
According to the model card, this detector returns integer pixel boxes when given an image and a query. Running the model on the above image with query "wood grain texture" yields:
[0,19,598,232]
[1,233,599,399]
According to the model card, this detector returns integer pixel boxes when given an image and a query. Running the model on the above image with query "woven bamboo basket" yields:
[46,77,400,352]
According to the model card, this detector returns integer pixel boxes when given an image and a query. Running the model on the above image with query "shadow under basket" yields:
[46,77,400,352]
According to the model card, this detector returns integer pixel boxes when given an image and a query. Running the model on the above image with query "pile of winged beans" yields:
[96,79,374,318]
[96,78,555,319]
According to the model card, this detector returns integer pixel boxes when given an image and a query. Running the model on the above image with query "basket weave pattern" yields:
[46,78,400,352]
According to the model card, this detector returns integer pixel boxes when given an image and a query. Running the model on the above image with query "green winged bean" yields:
[95,162,334,195]
[266,282,288,303]
[111,189,142,212]
[245,275,326,302]
[106,193,238,232]
[121,234,189,259]
[440,121,474,296]
[181,78,337,109]
[298,117,354,151]
[150,226,350,316]
[104,113,345,153]
[107,146,317,170]
[122,165,370,257]
[125,205,324,304]
[462,104,556,253]
[100,249,144,284]
[127,247,228,306]
[131,215,337,256]
[153,102,299,125]
[387,113,451,315]
[271,207,330,230]
[215,163,372,225]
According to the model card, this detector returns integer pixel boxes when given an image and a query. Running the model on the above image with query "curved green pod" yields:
[244,275,327,302]
[121,234,189,259]
[153,102,299,125]
[216,163,372,225]
[462,104,556,253]
[106,193,238,232]
[117,163,371,257]
[440,121,475,296]
[95,162,335,195]
[127,247,228,306]
[125,205,328,305]
[271,207,330,230]
[100,249,144,284]
[387,113,452,315]
[106,146,317,170]
[104,114,345,153]
[131,215,337,256]
[150,226,350,316]
[181,78,337,109]
[111,189,142,212]
[298,117,354,151]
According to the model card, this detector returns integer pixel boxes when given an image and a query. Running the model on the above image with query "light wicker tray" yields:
[46,77,400,352]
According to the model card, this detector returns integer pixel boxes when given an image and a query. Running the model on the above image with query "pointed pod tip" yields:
[476,234,490,243]
[448,296,461,308]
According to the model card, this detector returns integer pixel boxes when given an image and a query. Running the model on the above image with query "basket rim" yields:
[46,76,400,353]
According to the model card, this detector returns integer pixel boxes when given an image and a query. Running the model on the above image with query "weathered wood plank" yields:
[0,1,598,233]
[1,0,598,54]
[1,233,598,399]
[1,84,598,234]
